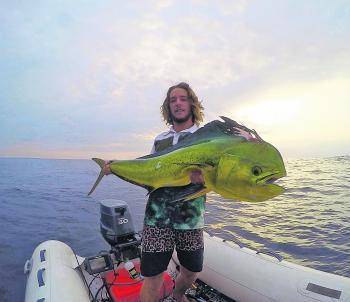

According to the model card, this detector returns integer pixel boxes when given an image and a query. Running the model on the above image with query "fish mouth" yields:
[247,171,286,201]
[257,172,285,185]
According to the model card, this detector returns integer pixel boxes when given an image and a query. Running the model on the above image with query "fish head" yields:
[215,141,286,202]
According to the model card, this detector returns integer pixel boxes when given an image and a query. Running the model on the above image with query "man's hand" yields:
[190,170,204,184]
[103,161,112,175]
[235,128,256,141]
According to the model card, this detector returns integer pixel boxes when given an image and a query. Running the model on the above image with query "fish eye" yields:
[252,166,262,176]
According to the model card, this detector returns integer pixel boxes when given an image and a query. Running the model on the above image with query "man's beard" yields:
[171,112,193,124]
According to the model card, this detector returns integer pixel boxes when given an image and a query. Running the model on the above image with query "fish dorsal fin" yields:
[218,116,263,141]
[139,116,262,159]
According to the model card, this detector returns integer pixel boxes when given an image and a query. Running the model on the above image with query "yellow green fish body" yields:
[89,117,286,202]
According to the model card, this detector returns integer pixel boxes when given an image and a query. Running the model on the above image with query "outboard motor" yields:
[100,199,141,261]
[84,200,174,301]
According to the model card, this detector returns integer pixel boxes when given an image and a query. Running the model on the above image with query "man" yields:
[140,82,205,302]
[104,82,205,302]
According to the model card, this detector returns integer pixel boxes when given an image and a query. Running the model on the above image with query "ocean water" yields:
[0,156,349,302]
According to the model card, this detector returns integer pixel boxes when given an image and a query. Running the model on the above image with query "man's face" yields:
[169,88,193,124]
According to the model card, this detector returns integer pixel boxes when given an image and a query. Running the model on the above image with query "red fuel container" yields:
[104,260,174,302]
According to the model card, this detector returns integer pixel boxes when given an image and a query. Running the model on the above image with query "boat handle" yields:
[40,249,46,262]
[37,268,46,287]
[256,249,283,262]
[24,259,32,274]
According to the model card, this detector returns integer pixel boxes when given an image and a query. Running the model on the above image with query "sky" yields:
[1,0,349,160]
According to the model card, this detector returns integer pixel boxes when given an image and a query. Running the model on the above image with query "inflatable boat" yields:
[24,200,350,302]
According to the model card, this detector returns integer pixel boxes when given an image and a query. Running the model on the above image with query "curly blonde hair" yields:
[161,82,204,126]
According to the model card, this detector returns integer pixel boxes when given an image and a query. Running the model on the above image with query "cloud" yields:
[227,76,350,157]
[1,0,350,158]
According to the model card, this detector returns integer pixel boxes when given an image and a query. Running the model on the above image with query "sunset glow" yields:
[1,1,349,159]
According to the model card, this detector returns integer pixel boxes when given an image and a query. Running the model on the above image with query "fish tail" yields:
[88,158,106,196]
